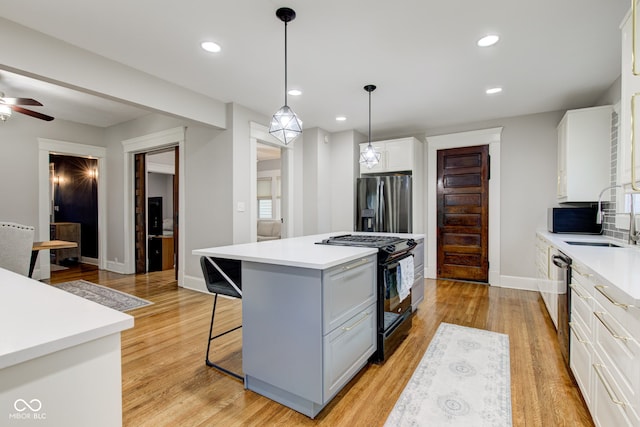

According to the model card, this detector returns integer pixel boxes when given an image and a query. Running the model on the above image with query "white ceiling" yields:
[0,0,630,138]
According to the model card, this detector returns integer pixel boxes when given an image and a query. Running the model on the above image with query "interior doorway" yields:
[256,142,282,241]
[134,148,178,275]
[436,145,489,282]
[426,127,502,285]
[49,153,99,266]
[122,127,185,284]
[38,138,107,280]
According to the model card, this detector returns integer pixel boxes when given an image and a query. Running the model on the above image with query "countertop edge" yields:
[537,230,640,304]
[0,316,134,370]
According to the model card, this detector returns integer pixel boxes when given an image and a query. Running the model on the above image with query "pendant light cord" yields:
[284,20,288,107]
[368,90,372,145]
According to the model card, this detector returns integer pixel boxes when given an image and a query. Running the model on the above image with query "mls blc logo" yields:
[9,398,46,420]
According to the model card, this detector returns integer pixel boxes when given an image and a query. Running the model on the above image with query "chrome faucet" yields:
[596,185,622,224]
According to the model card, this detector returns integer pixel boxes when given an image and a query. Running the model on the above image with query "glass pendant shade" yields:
[270,7,302,145]
[270,105,302,145]
[360,143,380,168]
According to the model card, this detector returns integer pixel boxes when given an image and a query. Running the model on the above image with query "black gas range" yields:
[317,234,416,363]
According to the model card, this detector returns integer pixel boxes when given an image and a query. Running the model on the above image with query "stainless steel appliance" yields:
[547,207,602,234]
[317,234,416,363]
[356,175,412,233]
[551,250,571,367]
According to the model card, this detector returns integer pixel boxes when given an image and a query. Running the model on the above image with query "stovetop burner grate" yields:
[320,234,403,247]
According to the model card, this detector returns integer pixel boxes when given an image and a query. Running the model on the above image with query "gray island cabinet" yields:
[193,233,378,418]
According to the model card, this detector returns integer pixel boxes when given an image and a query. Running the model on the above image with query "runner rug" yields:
[385,322,512,426]
[54,280,153,312]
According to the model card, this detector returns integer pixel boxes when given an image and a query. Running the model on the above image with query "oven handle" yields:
[382,252,414,269]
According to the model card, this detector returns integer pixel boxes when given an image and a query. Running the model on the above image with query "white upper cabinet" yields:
[359,137,421,174]
[620,11,640,189]
[557,106,613,202]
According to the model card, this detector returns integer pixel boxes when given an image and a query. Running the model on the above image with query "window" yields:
[257,178,273,219]
[258,199,273,219]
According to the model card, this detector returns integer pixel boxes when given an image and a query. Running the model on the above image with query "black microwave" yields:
[547,207,602,234]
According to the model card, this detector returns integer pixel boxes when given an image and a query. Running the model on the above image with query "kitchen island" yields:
[0,267,133,426]
[193,233,384,418]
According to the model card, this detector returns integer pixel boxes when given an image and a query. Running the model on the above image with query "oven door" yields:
[382,252,413,331]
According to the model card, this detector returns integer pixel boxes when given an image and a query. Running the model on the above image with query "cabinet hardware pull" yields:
[595,285,631,310]
[342,311,371,331]
[568,322,588,344]
[572,266,593,278]
[569,284,590,300]
[594,312,630,342]
[342,258,370,271]
[593,364,626,407]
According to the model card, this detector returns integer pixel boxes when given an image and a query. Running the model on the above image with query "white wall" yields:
[330,130,365,231]
[0,113,105,242]
[426,110,563,281]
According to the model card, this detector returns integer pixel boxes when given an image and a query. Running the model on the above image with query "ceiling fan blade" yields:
[11,105,54,121]
[2,97,43,106]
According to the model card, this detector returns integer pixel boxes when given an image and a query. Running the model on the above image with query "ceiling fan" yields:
[0,92,54,122]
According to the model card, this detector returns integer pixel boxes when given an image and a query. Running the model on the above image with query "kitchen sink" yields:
[564,241,622,248]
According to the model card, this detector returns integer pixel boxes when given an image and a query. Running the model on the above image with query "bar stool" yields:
[199,256,243,380]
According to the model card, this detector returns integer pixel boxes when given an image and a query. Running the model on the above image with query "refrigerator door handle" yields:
[378,179,385,232]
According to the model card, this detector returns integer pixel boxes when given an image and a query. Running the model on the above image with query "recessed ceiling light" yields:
[336,116,347,122]
[288,89,302,96]
[477,34,500,47]
[486,87,503,95]
[201,41,221,53]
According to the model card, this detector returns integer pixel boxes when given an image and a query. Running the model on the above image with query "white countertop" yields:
[0,268,134,369]
[193,232,424,270]
[538,231,640,303]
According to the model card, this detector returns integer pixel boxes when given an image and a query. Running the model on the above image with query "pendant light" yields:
[269,7,302,145]
[360,84,381,168]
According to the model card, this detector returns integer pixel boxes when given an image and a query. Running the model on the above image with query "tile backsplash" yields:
[601,110,631,242]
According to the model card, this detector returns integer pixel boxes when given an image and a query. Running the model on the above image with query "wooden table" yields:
[30,240,78,278]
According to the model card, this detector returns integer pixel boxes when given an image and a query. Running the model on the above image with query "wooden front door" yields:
[437,145,489,282]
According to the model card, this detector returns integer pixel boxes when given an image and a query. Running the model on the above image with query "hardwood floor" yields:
[47,265,593,426]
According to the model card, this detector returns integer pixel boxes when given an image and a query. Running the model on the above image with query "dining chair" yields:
[199,256,243,380]
[0,222,35,276]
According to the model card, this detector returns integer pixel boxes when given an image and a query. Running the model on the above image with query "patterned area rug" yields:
[385,322,512,426]
[54,280,153,312]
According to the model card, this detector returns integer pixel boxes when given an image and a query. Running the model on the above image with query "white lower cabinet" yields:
[592,350,640,427]
[568,262,640,427]
[570,315,593,410]
[323,303,376,400]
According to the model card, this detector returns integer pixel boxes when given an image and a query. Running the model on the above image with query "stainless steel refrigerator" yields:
[356,175,412,233]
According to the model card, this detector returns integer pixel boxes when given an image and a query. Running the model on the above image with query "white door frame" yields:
[122,127,185,284]
[250,122,294,239]
[426,127,502,285]
[38,138,107,279]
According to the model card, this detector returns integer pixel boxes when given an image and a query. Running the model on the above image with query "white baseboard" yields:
[81,257,99,266]
[497,275,538,291]
[425,267,537,291]
[182,274,209,294]
[105,260,126,274]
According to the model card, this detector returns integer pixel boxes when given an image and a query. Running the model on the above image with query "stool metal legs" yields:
[205,294,243,380]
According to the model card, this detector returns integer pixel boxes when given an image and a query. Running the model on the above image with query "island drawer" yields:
[322,256,376,333]
[323,303,376,401]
